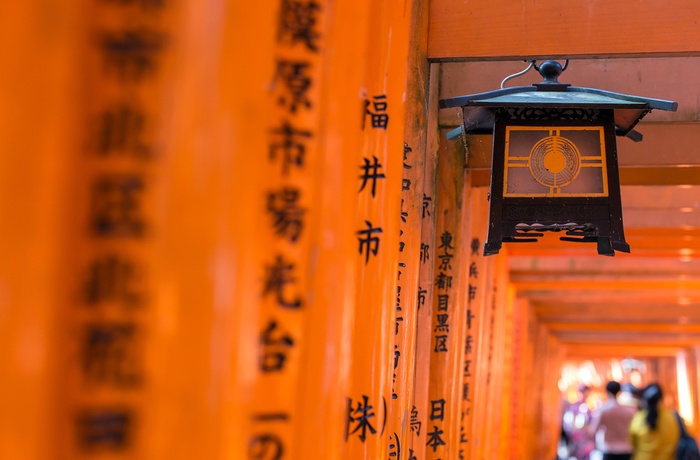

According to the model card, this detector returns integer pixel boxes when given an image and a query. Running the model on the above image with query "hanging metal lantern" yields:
[440,60,677,256]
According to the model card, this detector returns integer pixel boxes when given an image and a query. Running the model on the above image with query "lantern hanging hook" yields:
[500,60,536,89]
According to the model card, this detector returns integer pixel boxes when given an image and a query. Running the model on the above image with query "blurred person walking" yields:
[564,384,596,460]
[629,383,680,460]
[589,381,636,460]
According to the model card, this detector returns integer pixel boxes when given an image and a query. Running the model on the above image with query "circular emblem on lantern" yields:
[528,135,581,189]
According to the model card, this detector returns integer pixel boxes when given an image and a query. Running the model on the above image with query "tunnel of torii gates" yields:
[5,1,700,459]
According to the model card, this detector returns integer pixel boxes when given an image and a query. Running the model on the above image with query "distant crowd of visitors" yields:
[561,382,699,460]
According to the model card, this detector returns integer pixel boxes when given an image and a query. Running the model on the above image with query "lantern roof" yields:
[440,62,678,142]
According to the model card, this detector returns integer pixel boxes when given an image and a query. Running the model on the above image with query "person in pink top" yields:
[589,381,637,460]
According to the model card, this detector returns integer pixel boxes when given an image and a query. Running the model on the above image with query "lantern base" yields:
[483,197,630,256]
[484,222,630,256]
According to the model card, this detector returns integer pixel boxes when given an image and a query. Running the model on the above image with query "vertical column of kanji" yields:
[409,63,441,460]
[343,0,409,457]
[424,131,468,460]
[246,0,329,458]
[57,0,176,458]
[474,267,501,460]
[460,184,489,458]
[479,281,499,460]
[0,1,80,458]
[388,127,425,459]
[464,187,496,460]
[451,172,476,460]
[388,0,431,454]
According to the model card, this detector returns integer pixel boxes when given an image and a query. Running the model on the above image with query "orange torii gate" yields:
[2,1,699,459]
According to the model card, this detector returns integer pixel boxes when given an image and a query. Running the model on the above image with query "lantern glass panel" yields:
[503,126,608,197]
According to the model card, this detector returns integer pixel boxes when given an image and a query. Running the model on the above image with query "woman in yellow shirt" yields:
[629,383,680,460]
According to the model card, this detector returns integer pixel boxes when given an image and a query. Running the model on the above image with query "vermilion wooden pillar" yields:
[0,2,81,459]
[389,2,431,458]
[463,186,490,459]
[526,328,565,459]
[424,129,470,460]
[478,255,510,458]
[295,0,368,456]
[496,283,516,459]
[344,0,410,453]
[411,64,441,460]
[156,1,278,458]
[509,297,533,460]
[55,0,184,458]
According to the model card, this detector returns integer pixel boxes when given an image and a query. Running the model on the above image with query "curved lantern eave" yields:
[441,84,678,140]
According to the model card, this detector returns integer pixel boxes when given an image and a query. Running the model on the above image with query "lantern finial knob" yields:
[535,60,568,84]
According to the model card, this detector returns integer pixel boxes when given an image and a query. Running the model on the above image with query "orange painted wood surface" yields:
[454,170,475,460]
[496,284,516,459]
[428,0,700,60]
[692,347,700,437]
[0,2,81,459]
[528,329,565,459]
[425,130,469,459]
[294,0,367,456]
[216,2,282,458]
[410,64,441,460]
[56,1,184,458]
[508,297,533,460]
[533,331,552,460]
[390,63,425,460]
[480,256,510,458]
[344,0,412,457]
[460,181,488,456]
[466,187,497,460]
[390,2,431,458]
[387,129,423,459]
[243,0,329,457]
